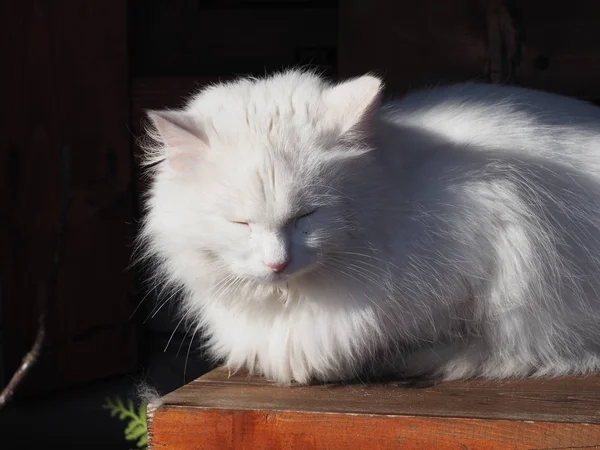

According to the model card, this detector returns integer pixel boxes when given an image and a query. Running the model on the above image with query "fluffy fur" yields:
[139,70,600,385]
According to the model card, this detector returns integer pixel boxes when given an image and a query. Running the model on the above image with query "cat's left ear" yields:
[146,109,209,171]
[324,74,383,136]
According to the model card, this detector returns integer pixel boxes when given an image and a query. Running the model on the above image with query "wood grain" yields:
[151,408,600,450]
[148,367,600,449]
[162,367,600,423]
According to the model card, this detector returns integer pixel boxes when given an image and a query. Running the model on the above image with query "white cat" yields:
[139,70,600,385]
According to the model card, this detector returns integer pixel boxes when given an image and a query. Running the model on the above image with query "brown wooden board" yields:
[148,367,600,449]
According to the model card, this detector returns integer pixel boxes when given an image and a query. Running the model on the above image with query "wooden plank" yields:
[148,367,600,449]
[161,367,600,423]
[150,408,600,450]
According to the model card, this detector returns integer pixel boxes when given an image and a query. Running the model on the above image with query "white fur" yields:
[139,70,600,384]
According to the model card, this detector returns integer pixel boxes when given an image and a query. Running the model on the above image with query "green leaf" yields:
[126,425,146,441]
[139,403,147,425]
[137,434,148,448]
[103,396,149,449]
[125,420,141,435]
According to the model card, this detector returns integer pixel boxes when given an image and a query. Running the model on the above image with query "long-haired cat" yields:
[139,70,600,384]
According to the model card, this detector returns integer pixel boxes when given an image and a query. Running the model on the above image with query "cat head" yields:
[143,70,382,288]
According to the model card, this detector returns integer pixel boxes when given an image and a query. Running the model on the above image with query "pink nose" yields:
[265,260,289,273]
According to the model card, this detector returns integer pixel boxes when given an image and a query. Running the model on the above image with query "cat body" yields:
[141,71,600,384]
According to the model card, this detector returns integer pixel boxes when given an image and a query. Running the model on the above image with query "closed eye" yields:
[230,220,250,227]
[296,209,317,221]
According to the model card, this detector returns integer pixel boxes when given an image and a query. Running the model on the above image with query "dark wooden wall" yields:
[2,0,137,394]
[130,0,337,78]
[4,0,600,396]
[339,0,600,102]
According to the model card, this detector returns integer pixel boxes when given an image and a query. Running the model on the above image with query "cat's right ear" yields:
[324,74,383,137]
[146,110,209,171]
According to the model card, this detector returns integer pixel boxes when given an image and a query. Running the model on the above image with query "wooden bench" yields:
[147,367,600,449]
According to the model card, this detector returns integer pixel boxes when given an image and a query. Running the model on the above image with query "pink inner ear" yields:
[148,110,209,170]
[170,151,199,171]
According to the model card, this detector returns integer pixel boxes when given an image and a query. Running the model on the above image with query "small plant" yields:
[103,397,149,449]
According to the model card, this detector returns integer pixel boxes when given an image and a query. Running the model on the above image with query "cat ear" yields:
[146,110,209,171]
[324,75,383,136]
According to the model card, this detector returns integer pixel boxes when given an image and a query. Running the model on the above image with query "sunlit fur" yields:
[139,70,600,384]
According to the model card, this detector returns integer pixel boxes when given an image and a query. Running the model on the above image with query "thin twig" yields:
[0,312,45,407]
[0,146,71,410]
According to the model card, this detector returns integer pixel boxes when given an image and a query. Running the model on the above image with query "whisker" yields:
[164,307,196,352]
[184,324,202,384]
[146,285,185,322]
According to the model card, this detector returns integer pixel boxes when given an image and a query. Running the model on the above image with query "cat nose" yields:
[264,260,289,273]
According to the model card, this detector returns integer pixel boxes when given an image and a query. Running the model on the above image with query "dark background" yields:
[1,0,600,448]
